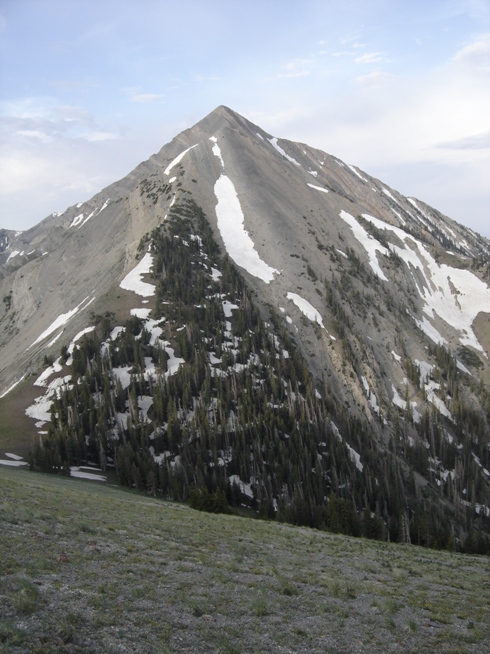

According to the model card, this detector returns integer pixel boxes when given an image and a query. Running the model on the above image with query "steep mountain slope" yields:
[1,106,489,550]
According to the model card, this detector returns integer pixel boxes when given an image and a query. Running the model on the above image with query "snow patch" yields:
[347,165,367,182]
[131,307,151,320]
[346,443,364,472]
[5,452,23,460]
[0,459,28,467]
[209,136,224,167]
[338,211,389,281]
[70,467,106,481]
[69,213,84,228]
[286,292,324,328]
[307,183,329,193]
[211,267,222,281]
[164,144,198,175]
[112,366,133,390]
[214,174,277,284]
[424,380,453,421]
[229,474,254,499]
[25,395,54,424]
[361,376,379,414]
[413,316,446,345]
[120,253,156,297]
[268,137,301,166]
[223,301,239,318]
[6,250,21,263]
[34,358,63,387]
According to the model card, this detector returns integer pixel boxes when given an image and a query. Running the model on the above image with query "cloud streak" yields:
[355,52,386,64]
[435,130,490,150]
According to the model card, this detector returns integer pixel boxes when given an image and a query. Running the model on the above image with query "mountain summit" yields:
[1,106,490,550]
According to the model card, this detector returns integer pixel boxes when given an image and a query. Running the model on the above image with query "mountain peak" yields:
[172,105,262,148]
[1,106,490,553]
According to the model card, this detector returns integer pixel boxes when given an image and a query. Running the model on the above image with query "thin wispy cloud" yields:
[452,32,490,71]
[355,52,386,64]
[192,74,222,82]
[0,99,121,144]
[435,130,490,150]
[122,88,165,103]
[276,70,310,79]
[132,93,165,103]
[355,71,395,87]
[275,58,315,79]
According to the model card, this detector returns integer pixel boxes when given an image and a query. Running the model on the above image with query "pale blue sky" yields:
[1,0,489,235]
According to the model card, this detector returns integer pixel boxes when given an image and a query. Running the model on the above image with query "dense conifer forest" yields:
[29,196,490,554]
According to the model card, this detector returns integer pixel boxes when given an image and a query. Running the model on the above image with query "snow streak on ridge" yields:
[164,144,198,176]
[210,136,278,284]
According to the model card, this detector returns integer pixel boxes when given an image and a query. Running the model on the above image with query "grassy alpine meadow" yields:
[0,465,489,654]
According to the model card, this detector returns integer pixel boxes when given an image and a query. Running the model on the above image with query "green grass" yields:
[1,465,489,653]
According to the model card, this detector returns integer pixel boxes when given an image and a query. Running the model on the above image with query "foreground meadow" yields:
[1,466,489,653]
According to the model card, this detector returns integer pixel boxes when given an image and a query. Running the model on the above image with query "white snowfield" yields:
[210,134,278,284]
[119,252,156,297]
[339,210,490,353]
[286,292,325,328]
